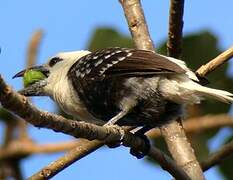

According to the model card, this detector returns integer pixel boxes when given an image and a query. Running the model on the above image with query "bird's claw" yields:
[129,133,151,159]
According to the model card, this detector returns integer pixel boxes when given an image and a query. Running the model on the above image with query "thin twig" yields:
[201,140,233,171]
[167,0,184,58]
[148,114,233,138]
[0,160,23,180]
[29,139,103,180]
[30,138,189,180]
[19,30,43,140]
[26,30,43,67]
[196,46,233,77]
[0,140,79,159]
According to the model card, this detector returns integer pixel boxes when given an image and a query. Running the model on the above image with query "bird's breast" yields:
[51,78,103,124]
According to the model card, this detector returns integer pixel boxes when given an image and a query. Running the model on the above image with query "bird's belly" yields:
[80,77,183,126]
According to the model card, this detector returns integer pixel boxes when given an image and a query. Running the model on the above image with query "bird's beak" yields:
[12,65,49,79]
[13,65,50,96]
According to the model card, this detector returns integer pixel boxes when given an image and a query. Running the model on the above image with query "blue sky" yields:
[0,0,233,179]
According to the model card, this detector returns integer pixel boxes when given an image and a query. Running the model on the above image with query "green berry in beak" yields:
[23,69,46,87]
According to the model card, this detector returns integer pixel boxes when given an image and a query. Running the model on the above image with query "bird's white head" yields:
[13,50,91,96]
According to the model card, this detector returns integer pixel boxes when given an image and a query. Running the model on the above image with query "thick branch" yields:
[120,0,204,179]
[196,46,233,77]
[201,140,233,171]
[1,114,232,159]
[119,0,154,50]
[160,119,204,179]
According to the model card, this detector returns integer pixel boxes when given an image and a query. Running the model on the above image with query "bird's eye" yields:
[49,57,63,67]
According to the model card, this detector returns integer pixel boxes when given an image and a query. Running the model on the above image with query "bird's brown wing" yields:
[104,49,185,77]
[68,47,185,82]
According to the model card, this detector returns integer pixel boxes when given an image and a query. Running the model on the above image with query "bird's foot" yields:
[129,132,151,159]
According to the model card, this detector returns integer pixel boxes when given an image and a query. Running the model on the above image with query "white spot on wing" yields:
[94,59,103,66]
[104,54,111,59]
[85,68,91,74]
[80,73,85,78]
[106,63,113,68]
[118,57,125,61]
[81,67,85,71]
[112,60,119,64]
[126,52,133,57]
[111,52,116,56]
[75,71,80,77]
[85,63,90,68]
[99,67,107,74]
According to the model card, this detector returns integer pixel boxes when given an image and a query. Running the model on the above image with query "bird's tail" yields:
[194,84,233,103]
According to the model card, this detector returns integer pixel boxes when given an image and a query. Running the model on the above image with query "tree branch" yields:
[18,30,43,140]
[201,140,233,171]
[26,30,43,68]
[1,114,232,160]
[29,139,104,180]
[196,46,233,77]
[167,0,184,58]
[148,114,233,138]
[119,0,154,51]
[159,0,205,179]
[0,140,80,159]
[30,138,190,180]
[0,160,23,180]
[120,0,206,179]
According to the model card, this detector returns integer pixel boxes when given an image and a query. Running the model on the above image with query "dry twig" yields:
[18,30,43,140]
[0,30,43,180]
[196,46,233,76]
[167,0,184,58]
[201,140,233,171]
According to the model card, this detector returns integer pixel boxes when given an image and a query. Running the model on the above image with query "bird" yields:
[13,47,233,158]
